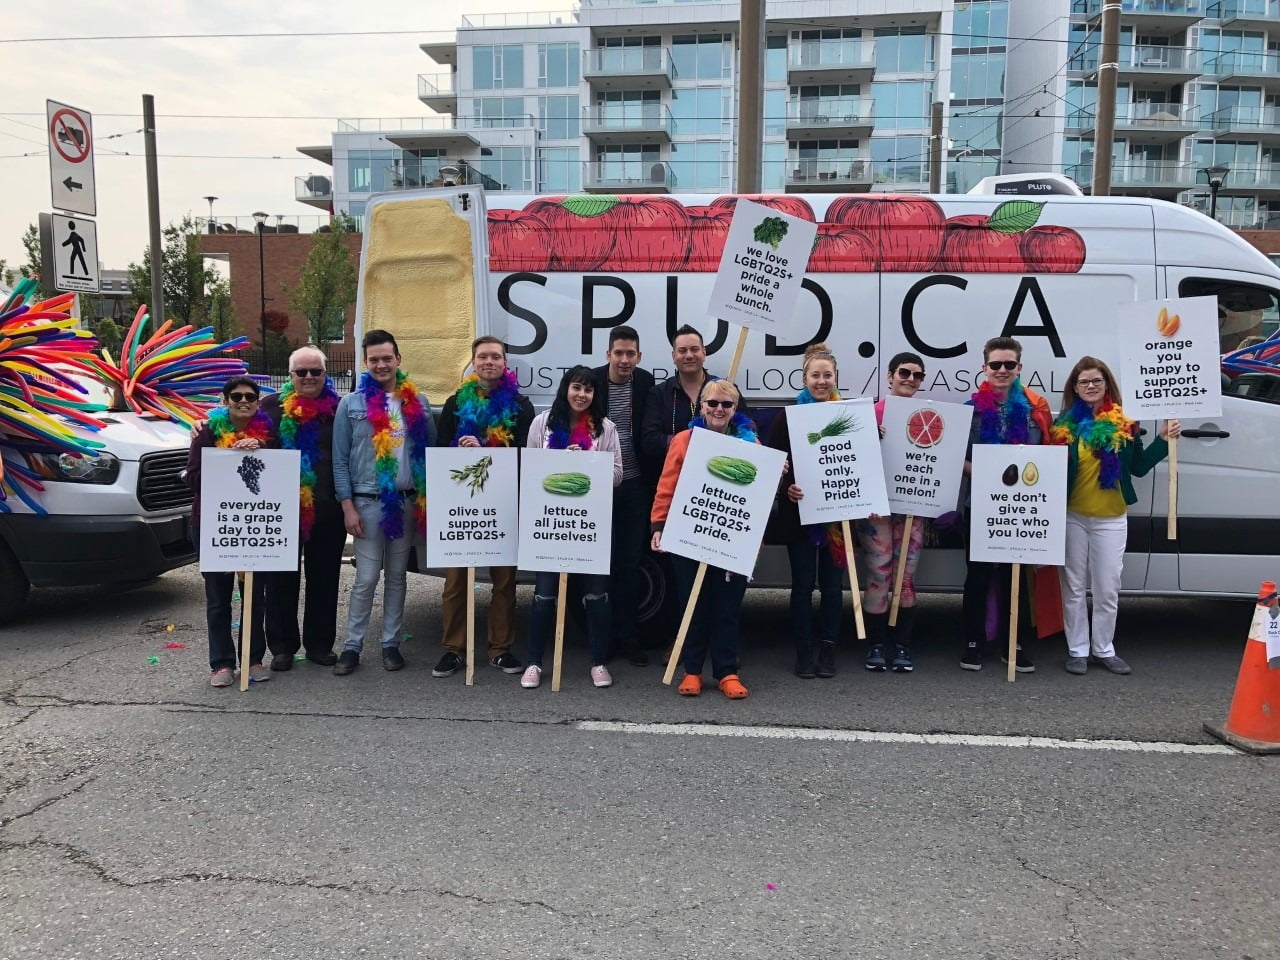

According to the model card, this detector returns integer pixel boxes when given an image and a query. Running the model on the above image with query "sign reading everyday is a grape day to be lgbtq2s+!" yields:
[198,449,301,572]
[425,448,519,568]
[879,396,973,519]
[517,448,615,574]
[785,398,889,526]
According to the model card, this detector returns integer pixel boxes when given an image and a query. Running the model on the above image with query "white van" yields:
[0,372,196,625]
[357,185,1280,616]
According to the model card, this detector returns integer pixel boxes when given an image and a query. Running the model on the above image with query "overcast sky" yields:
[2,0,568,276]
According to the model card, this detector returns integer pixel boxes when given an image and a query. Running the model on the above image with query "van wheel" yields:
[563,550,674,639]
[0,540,30,626]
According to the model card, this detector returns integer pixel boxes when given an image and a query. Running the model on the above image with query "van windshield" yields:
[1177,277,1280,354]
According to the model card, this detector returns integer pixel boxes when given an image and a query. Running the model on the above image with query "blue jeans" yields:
[345,496,415,652]
[787,542,843,647]
[205,572,266,671]
[527,571,610,667]
[671,555,747,680]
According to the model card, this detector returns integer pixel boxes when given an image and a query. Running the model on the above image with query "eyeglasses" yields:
[291,367,324,378]
[227,392,259,403]
[895,369,926,382]
[1077,377,1106,388]
[986,360,1019,371]
[702,399,736,409]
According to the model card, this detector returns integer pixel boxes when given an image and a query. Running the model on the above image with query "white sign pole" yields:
[466,568,476,687]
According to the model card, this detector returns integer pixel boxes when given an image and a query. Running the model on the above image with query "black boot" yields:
[863,612,890,672]
[816,640,836,678]
[890,607,916,673]
[794,635,816,679]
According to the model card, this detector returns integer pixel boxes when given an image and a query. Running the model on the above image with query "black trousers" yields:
[266,505,348,659]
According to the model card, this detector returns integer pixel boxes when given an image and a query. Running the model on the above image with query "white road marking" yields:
[577,721,1239,755]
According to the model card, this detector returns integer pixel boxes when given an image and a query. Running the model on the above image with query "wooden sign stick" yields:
[662,563,707,685]
[840,520,866,640]
[239,571,254,692]
[551,572,569,692]
[888,515,915,627]
[1007,563,1021,684]
[1167,434,1179,540]
[465,567,476,686]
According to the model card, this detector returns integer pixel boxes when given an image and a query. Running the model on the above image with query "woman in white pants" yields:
[1051,357,1179,675]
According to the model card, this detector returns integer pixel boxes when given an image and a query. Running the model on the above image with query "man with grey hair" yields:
[262,345,346,669]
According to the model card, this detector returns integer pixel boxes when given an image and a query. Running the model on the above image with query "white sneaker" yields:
[590,665,613,688]
[520,665,542,689]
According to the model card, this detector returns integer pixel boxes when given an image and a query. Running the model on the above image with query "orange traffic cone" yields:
[1205,580,1280,754]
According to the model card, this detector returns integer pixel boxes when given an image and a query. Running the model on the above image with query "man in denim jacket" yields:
[332,330,436,675]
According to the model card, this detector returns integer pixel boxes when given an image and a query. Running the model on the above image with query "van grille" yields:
[137,451,193,511]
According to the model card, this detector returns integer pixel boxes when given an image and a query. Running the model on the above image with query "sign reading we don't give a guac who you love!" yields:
[968,444,1067,566]
[784,398,889,526]
[198,449,301,572]
[517,448,615,574]
[425,447,519,568]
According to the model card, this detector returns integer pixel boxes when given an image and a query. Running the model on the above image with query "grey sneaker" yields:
[1065,656,1088,675]
[1091,654,1132,675]
[248,663,271,683]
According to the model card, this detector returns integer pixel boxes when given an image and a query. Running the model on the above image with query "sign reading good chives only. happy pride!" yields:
[784,398,889,526]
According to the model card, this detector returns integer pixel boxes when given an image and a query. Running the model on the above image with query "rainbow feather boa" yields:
[1050,397,1136,490]
[207,407,271,447]
[688,411,757,444]
[973,378,1031,444]
[278,380,340,541]
[454,369,520,447]
[548,413,595,450]
[361,371,429,541]
[796,387,848,568]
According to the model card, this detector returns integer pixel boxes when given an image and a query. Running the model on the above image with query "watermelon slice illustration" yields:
[906,408,945,448]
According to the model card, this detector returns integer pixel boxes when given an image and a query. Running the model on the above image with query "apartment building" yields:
[291,0,1280,232]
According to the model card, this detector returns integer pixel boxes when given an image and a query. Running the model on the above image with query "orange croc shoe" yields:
[677,674,703,696]
[718,674,748,699]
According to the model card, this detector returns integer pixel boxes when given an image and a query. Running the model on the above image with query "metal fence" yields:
[241,348,358,394]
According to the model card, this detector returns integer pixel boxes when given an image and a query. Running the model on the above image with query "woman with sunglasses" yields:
[856,352,929,674]
[767,342,848,678]
[520,366,623,690]
[1052,357,1179,675]
[651,379,756,699]
[185,376,273,688]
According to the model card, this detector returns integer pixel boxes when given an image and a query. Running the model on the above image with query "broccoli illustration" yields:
[237,455,266,495]
[753,216,789,251]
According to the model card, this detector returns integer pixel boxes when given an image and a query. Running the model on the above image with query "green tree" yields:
[126,215,218,332]
[18,223,51,298]
[95,317,122,359]
[207,275,236,343]
[286,214,357,345]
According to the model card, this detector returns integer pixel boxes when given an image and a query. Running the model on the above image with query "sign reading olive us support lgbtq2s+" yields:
[1118,296,1222,420]
[425,447,519,568]
[199,449,300,572]
[880,396,973,518]
[968,444,1067,566]
[517,447,615,574]
[660,428,786,577]
[785,398,889,526]
[705,198,818,336]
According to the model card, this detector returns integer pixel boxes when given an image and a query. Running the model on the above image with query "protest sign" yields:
[198,449,301,572]
[659,428,785,578]
[1118,296,1222,420]
[785,398,888,525]
[968,444,1067,566]
[425,447,519,568]
[706,198,817,337]
[517,448,614,574]
[880,396,972,519]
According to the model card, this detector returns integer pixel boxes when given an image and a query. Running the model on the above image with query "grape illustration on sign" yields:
[237,455,265,494]
[488,196,1087,274]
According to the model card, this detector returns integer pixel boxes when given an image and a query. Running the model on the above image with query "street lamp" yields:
[1201,164,1230,221]
[253,210,269,361]
[203,195,218,234]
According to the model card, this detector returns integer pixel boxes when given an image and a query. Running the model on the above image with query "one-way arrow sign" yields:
[62,176,83,192]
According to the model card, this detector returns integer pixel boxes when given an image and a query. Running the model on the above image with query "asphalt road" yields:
[2,564,1277,960]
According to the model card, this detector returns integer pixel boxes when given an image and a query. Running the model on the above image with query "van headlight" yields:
[28,451,121,484]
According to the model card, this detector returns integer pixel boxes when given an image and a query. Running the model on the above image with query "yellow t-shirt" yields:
[1068,439,1127,517]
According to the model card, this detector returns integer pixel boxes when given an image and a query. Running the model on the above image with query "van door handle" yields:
[1179,429,1230,439]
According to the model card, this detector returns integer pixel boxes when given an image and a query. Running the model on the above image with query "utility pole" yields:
[736,0,766,193]
[929,101,944,193]
[142,94,164,328]
[1091,1,1121,196]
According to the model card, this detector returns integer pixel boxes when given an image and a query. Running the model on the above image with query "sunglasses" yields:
[895,369,926,382]
[986,360,1019,371]
[702,399,736,409]
[291,367,325,378]
[227,392,259,403]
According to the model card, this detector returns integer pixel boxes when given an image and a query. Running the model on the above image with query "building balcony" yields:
[419,39,457,66]
[784,159,873,192]
[1204,49,1280,85]
[1206,104,1280,141]
[1068,161,1198,191]
[1070,102,1200,141]
[785,97,874,139]
[1206,0,1280,30]
[1072,0,1206,31]
[334,115,538,152]
[583,47,675,90]
[1216,165,1280,193]
[582,103,674,143]
[294,175,332,209]
[787,39,876,85]
[417,73,457,114]
[582,159,676,193]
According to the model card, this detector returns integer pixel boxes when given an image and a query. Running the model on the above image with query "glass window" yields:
[670,140,727,190]
[472,146,531,192]
[539,95,579,140]
[474,97,526,127]
[348,150,371,192]
[951,54,1005,101]
[872,81,932,129]
[874,26,932,73]
[953,1,1008,48]
[347,201,367,233]
[503,45,525,88]
[765,89,787,137]
[763,141,787,189]
[672,35,729,80]
[366,150,398,194]
[473,45,524,90]
[473,46,495,90]
[538,146,580,192]
[669,87,721,134]
[950,105,1002,151]
[539,42,579,88]
[766,35,787,83]
[946,155,999,194]
[594,144,662,185]
[870,135,928,184]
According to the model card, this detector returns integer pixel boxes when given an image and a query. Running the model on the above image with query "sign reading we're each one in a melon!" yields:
[879,396,973,519]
